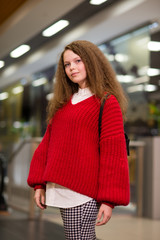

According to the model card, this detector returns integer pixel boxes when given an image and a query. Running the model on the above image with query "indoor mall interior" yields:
[0,0,160,239]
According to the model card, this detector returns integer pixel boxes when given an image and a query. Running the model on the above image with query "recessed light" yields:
[10,45,31,58]
[134,76,149,84]
[90,0,108,5]
[12,86,24,94]
[0,92,9,100]
[144,84,157,92]
[42,20,69,37]
[32,77,47,87]
[13,121,22,129]
[148,41,160,51]
[149,22,159,30]
[115,53,129,62]
[0,60,5,68]
[127,85,144,93]
[117,75,134,83]
[46,93,54,101]
[127,84,157,93]
[147,68,160,77]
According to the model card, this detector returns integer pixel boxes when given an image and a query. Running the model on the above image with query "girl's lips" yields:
[71,72,78,77]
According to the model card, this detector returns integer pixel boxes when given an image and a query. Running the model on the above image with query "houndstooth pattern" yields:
[60,199,99,240]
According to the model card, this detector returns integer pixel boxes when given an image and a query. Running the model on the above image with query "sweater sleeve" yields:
[27,124,52,190]
[97,95,130,206]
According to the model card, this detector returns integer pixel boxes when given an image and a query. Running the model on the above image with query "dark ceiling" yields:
[0,0,120,72]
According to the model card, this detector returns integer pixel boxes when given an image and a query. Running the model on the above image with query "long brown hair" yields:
[47,40,128,123]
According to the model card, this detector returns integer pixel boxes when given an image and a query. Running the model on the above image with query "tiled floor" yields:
[96,215,160,240]
[0,206,160,240]
[42,206,160,240]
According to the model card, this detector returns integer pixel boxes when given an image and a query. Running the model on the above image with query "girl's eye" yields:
[76,59,81,63]
[64,63,70,68]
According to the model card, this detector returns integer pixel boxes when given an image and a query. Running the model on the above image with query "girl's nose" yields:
[70,62,75,70]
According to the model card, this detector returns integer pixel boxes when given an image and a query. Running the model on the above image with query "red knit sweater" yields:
[27,95,130,207]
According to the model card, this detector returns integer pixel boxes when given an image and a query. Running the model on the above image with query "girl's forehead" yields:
[63,50,80,61]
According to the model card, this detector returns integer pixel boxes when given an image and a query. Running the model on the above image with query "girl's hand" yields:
[96,203,112,226]
[34,189,46,210]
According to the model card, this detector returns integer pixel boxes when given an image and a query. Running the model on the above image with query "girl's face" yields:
[63,50,87,89]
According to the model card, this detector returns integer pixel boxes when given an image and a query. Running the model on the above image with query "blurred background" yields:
[0,0,160,239]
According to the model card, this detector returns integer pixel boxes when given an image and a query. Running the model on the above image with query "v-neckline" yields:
[70,95,95,106]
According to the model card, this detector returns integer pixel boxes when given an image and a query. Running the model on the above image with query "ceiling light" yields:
[12,86,24,94]
[13,121,22,129]
[138,66,149,76]
[148,41,160,51]
[127,84,157,93]
[147,68,160,77]
[32,77,47,87]
[149,22,159,30]
[46,93,54,101]
[117,75,134,83]
[42,20,69,37]
[90,0,108,5]
[104,53,114,61]
[134,76,149,84]
[0,92,9,100]
[127,85,144,93]
[0,60,5,68]
[115,53,129,62]
[144,84,157,92]
[10,45,31,58]
[107,54,115,61]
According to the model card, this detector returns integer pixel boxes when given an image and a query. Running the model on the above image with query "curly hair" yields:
[47,40,128,123]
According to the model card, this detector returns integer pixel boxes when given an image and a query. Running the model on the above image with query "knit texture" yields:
[27,95,130,206]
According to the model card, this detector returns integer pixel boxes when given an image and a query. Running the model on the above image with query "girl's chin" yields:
[70,80,87,87]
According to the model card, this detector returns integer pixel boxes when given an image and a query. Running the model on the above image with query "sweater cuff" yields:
[34,184,46,191]
[101,202,115,209]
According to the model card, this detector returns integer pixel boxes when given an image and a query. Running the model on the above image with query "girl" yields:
[27,40,130,240]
